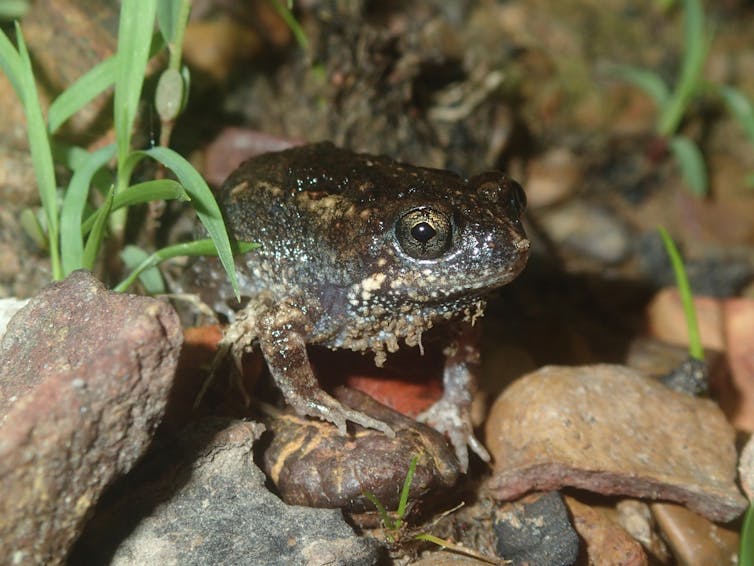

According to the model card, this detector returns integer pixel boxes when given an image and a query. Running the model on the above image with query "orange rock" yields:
[723,298,754,431]
[565,496,648,566]
[646,288,724,351]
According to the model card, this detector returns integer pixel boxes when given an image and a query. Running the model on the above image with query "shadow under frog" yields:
[187,142,530,472]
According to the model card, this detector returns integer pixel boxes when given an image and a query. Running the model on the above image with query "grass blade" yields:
[720,86,754,142]
[61,144,117,275]
[140,146,241,298]
[113,0,158,176]
[658,0,709,135]
[396,456,419,525]
[0,26,23,97]
[79,179,190,236]
[12,22,61,279]
[48,57,117,133]
[113,239,257,293]
[610,65,670,109]
[82,187,114,270]
[741,504,753,566]
[120,245,165,294]
[658,226,704,360]
[669,135,708,196]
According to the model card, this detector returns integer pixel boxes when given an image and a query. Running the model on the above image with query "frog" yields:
[188,142,530,472]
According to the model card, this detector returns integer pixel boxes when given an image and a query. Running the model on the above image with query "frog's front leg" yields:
[257,302,395,438]
[418,323,490,472]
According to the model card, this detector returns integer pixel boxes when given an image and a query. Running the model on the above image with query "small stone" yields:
[646,288,724,351]
[740,434,754,501]
[651,502,740,566]
[486,365,747,522]
[615,499,670,563]
[525,148,582,208]
[0,297,28,340]
[723,298,754,431]
[262,386,460,522]
[565,496,648,566]
[493,491,579,566]
[0,271,182,565]
[539,201,630,264]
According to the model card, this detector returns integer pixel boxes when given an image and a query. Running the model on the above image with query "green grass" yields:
[611,0,711,195]
[0,0,243,296]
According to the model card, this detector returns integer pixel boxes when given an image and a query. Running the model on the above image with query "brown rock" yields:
[565,496,648,566]
[651,503,740,566]
[485,365,747,522]
[646,288,725,351]
[723,298,754,431]
[615,499,670,563]
[740,434,754,501]
[0,271,182,565]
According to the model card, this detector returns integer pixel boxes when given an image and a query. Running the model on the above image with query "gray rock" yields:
[102,419,382,566]
[0,270,182,565]
[494,492,579,566]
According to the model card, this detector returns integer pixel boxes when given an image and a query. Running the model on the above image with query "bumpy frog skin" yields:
[190,142,530,471]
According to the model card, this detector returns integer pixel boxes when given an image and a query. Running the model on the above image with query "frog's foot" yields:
[290,391,396,438]
[418,398,489,473]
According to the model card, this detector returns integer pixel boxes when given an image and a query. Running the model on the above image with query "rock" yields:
[525,148,582,208]
[0,270,182,565]
[262,387,460,523]
[485,365,747,522]
[565,496,648,566]
[646,288,725,351]
[723,298,754,431]
[650,503,740,566]
[740,434,754,501]
[73,419,383,566]
[615,499,670,563]
[0,297,28,340]
[493,491,579,566]
[539,201,631,264]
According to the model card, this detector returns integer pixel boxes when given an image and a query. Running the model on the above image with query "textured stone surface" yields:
[740,434,754,501]
[486,365,747,522]
[0,271,182,565]
[493,491,579,566]
[73,419,382,566]
[565,497,647,566]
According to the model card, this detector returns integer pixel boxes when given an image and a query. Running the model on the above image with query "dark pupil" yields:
[411,222,436,243]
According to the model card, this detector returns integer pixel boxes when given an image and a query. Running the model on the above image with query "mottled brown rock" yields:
[0,270,182,565]
[651,503,740,565]
[263,386,460,520]
[740,434,754,501]
[565,497,647,566]
[486,365,747,522]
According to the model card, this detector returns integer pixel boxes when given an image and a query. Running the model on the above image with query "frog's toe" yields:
[418,399,489,473]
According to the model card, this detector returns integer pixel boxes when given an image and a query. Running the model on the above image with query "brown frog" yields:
[190,142,529,471]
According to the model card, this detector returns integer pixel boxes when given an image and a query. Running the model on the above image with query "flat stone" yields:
[0,270,182,565]
[485,365,747,522]
[71,419,382,566]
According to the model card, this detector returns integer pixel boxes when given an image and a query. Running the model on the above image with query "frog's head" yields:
[373,171,529,306]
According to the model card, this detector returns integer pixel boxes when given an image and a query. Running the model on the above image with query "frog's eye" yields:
[395,207,452,260]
